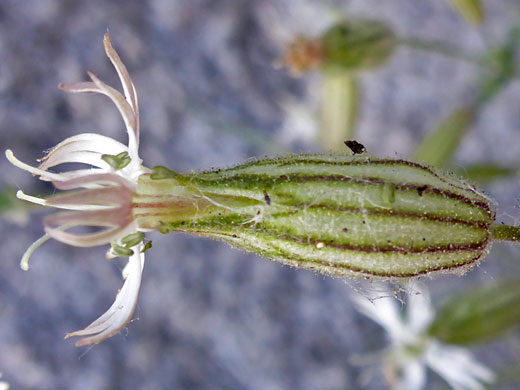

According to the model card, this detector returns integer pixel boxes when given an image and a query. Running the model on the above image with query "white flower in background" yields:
[352,285,495,390]
[5,34,148,347]
[0,372,9,390]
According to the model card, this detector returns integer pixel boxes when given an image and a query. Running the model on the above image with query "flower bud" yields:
[279,19,396,74]
[134,154,496,279]
[321,19,396,71]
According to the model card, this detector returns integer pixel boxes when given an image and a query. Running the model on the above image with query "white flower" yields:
[0,372,9,390]
[352,284,495,390]
[5,34,148,347]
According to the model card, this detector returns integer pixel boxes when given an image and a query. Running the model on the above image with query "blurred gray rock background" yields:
[0,1,519,389]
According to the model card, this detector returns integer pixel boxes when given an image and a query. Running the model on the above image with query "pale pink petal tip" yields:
[65,248,145,347]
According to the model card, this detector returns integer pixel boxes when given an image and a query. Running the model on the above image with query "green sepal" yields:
[120,232,145,248]
[150,166,182,180]
[101,151,131,171]
[141,241,152,253]
[110,242,134,257]
[428,278,520,345]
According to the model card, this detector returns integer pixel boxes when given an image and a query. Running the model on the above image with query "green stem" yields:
[491,224,520,243]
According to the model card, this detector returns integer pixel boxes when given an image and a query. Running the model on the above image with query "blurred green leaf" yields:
[0,187,33,225]
[452,163,518,184]
[320,71,359,151]
[478,26,519,104]
[0,190,15,213]
[446,0,485,25]
[412,107,476,166]
[429,278,520,345]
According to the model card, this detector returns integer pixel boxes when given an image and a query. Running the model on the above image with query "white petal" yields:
[58,81,103,94]
[396,359,426,390]
[87,72,138,148]
[352,290,405,342]
[44,150,112,170]
[65,245,145,346]
[5,149,66,182]
[37,168,108,184]
[425,341,495,390]
[406,283,434,334]
[19,232,52,271]
[103,34,139,121]
[17,190,110,211]
[39,133,127,170]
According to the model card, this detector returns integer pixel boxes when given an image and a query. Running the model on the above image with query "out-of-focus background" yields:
[1,1,519,389]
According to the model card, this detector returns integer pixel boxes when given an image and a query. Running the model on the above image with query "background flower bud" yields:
[320,19,396,71]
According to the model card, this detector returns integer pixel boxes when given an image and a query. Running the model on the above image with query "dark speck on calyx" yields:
[263,189,271,205]
[417,185,428,196]
[344,140,366,154]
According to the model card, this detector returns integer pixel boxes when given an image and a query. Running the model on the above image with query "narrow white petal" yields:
[103,34,138,115]
[352,290,405,342]
[58,81,103,94]
[87,72,138,150]
[20,232,52,271]
[17,190,112,211]
[37,168,108,184]
[43,150,112,170]
[397,360,426,390]
[40,133,127,159]
[65,246,145,346]
[39,133,127,170]
[5,150,65,181]
[406,283,434,334]
[425,342,494,390]
[16,190,46,206]
[102,34,140,148]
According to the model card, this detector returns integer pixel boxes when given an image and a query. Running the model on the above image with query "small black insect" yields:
[263,189,271,205]
[344,140,366,154]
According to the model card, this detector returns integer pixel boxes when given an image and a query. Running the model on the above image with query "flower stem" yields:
[491,224,520,243]
[397,37,485,66]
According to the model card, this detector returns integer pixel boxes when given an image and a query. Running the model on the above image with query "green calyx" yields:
[132,153,500,279]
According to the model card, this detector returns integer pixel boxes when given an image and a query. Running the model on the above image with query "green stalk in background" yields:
[319,72,359,151]
[413,22,519,179]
